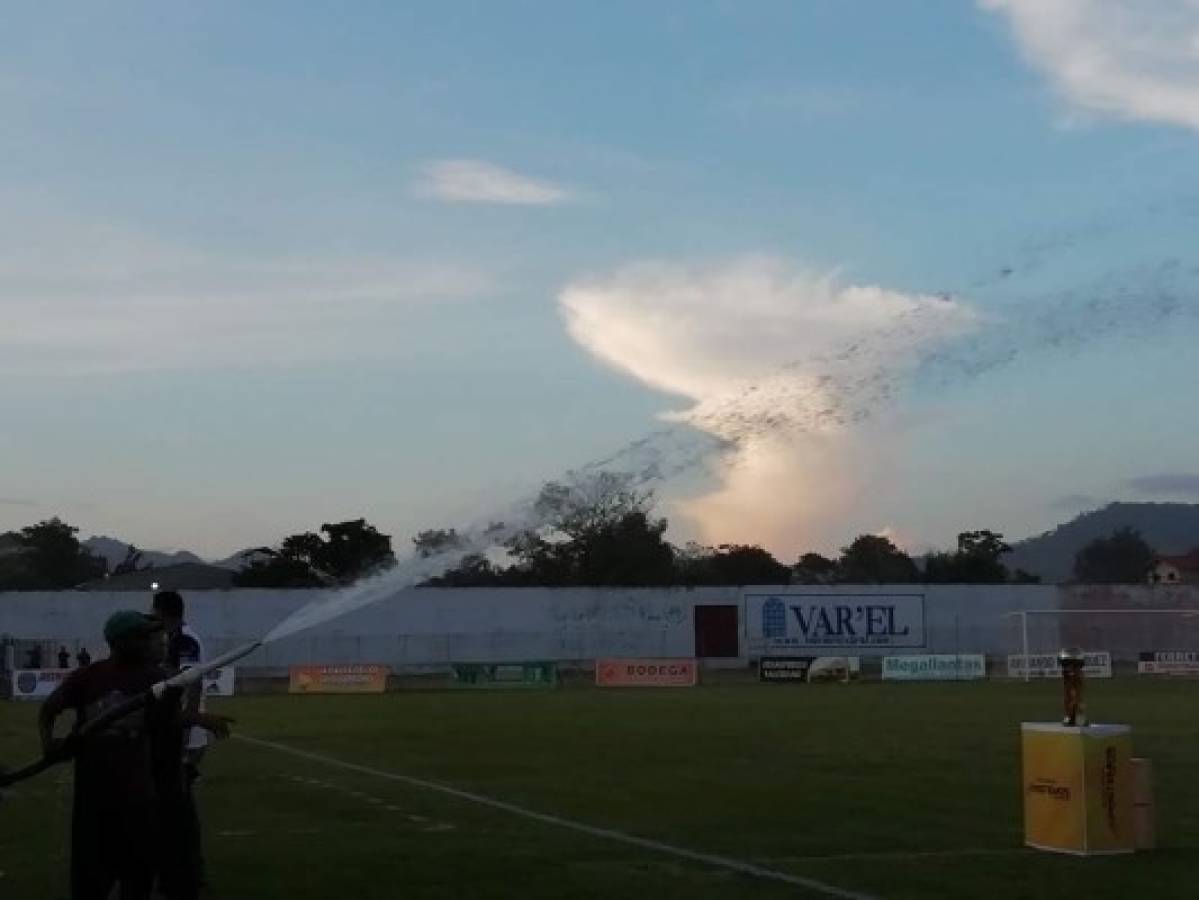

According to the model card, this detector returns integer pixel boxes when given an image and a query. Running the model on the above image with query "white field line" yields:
[280,773,454,830]
[770,848,1027,864]
[236,734,879,900]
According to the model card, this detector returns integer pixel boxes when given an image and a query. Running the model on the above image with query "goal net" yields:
[1004,609,1199,680]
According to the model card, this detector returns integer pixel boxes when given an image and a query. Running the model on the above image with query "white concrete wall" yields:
[1054,584,1199,660]
[0,588,708,667]
[0,584,1062,668]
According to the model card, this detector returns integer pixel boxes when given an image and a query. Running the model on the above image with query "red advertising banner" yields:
[595,658,697,687]
[289,664,389,694]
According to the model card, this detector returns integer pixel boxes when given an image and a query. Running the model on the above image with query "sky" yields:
[4,0,1199,560]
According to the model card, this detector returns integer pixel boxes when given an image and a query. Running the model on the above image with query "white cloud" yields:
[416,159,573,206]
[984,0,1199,131]
[0,214,491,375]
[559,257,977,552]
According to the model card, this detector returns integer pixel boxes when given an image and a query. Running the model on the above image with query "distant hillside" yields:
[1008,503,1199,583]
[83,536,205,571]
[211,548,272,570]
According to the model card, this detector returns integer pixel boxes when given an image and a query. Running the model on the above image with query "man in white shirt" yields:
[178,622,210,773]
[152,590,209,895]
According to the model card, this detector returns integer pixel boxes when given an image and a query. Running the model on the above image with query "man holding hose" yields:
[38,611,232,900]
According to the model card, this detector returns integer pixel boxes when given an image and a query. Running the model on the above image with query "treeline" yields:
[0,517,397,592]
[0,520,107,590]
[415,474,1040,587]
[231,519,395,587]
[0,475,1174,590]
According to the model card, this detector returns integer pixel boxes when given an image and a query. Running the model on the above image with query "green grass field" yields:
[2,678,1197,899]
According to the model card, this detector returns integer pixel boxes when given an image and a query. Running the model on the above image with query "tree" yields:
[316,519,395,582]
[958,530,1011,562]
[1073,528,1155,584]
[572,510,675,586]
[532,471,653,542]
[502,509,675,587]
[412,528,463,559]
[793,552,838,585]
[836,535,918,584]
[679,544,791,585]
[232,551,326,588]
[492,472,671,585]
[233,518,395,588]
[428,473,674,587]
[672,542,712,584]
[0,518,107,590]
[426,553,501,587]
[501,529,575,585]
[923,530,1012,583]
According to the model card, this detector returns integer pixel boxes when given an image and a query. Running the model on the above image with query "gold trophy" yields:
[1058,647,1087,726]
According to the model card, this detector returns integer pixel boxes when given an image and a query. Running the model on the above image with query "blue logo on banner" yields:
[762,597,787,638]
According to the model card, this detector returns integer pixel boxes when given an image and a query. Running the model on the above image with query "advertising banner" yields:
[1137,651,1199,675]
[882,654,986,681]
[9,668,71,701]
[596,658,697,687]
[288,664,389,694]
[759,656,860,683]
[745,592,925,651]
[201,666,236,697]
[450,662,558,689]
[1008,653,1112,679]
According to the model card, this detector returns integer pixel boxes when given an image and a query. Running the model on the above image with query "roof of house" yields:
[77,562,235,591]
[1156,551,1199,571]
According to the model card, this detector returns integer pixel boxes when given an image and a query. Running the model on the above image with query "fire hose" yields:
[0,641,261,789]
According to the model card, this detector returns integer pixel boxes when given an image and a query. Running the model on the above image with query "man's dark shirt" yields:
[55,659,174,813]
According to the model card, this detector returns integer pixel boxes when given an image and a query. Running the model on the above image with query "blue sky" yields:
[3,1,1199,558]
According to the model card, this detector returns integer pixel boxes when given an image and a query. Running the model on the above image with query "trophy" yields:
[1058,647,1087,726]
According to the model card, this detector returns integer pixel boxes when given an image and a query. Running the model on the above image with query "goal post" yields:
[1003,609,1199,682]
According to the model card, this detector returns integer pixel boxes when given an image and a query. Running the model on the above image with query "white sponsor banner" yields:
[745,592,925,650]
[201,666,236,696]
[9,668,71,701]
[882,654,986,681]
[1138,652,1199,675]
[1007,652,1112,679]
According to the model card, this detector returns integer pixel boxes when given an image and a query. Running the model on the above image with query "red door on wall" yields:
[694,605,740,658]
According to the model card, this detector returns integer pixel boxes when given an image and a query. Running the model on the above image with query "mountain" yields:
[83,536,205,571]
[1008,503,1199,583]
[211,547,273,570]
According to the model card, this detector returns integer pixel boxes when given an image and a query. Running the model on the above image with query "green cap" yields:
[103,610,162,644]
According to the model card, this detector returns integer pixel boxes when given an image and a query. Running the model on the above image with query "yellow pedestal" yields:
[1132,757,1155,850]
[1021,723,1135,855]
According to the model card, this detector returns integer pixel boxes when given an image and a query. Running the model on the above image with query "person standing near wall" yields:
[58,646,71,669]
[151,592,209,772]
[151,591,209,894]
